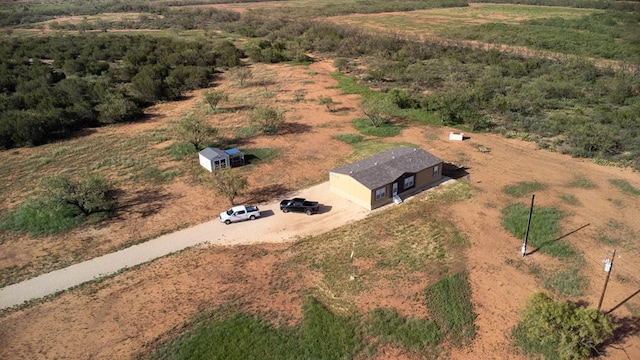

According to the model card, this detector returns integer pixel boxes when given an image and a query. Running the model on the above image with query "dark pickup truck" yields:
[279,198,319,215]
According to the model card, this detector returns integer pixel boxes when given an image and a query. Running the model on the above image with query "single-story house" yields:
[198,147,244,172]
[329,146,443,210]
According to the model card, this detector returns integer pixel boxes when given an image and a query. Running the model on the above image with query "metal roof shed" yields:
[225,148,245,167]
[199,147,230,172]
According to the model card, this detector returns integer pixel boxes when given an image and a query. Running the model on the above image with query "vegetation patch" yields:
[365,308,442,351]
[609,179,640,196]
[352,118,402,137]
[596,234,619,246]
[567,176,597,189]
[424,271,477,346]
[542,267,586,297]
[513,292,614,360]
[502,181,546,197]
[333,133,364,144]
[331,72,377,99]
[558,193,580,206]
[149,297,362,360]
[242,148,280,165]
[0,173,117,236]
[165,143,197,161]
[501,203,574,258]
[0,198,84,236]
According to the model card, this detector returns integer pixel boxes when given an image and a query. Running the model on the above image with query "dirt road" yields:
[0,182,369,310]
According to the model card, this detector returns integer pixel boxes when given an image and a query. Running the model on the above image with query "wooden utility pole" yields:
[597,249,616,311]
[521,195,535,257]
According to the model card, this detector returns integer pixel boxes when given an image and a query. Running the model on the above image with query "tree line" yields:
[226,13,639,168]
[0,34,242,148]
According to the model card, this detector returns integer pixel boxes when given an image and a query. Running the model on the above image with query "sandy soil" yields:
[0,59,639,359]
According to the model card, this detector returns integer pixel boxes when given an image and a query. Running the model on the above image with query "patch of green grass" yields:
[609,179,640,196]
[431,181,473,202]
[424,271,477,347]
[0,198,84,236]
[567,176,596,189]
[234,125,260,139]
[401,107,442,125]
[352,118,402,137]
[242,147,280,165]
[149,297,362,360]
[559,193,580,206]
[165,142,197,161]
[502,181,546,197]
[331,72,376,99]
[543,268,586,297]
[377,222,449,271]
[596,234,620,245]
[501,203,575,258]
[365,308,442,351]
[333,133,364,144]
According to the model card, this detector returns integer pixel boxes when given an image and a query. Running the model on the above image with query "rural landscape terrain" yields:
[0,0,639,359]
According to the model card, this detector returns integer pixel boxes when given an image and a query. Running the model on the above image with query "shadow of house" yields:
[330,146,443,210]
[442,162,470,180]
[245,183,293,204]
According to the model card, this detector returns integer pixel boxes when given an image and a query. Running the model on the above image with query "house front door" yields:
[392,182,398,196]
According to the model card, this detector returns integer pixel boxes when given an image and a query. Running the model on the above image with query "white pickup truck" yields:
[219,205,261,225]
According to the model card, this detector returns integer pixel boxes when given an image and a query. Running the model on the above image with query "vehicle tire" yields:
[306,209,312,216]
[225,220,231,225]
[282,208,289,213]
[249,215,256,220]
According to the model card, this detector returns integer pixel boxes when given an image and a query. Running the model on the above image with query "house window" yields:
[433,165,439,176]
[374,186,387,200]
[404,175,415,189]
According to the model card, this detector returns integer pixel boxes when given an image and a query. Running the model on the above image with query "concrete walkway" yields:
[0,182,370,310]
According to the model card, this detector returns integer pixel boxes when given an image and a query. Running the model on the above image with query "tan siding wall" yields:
[415,163,442,190]
[329,172,373,210]
[371,183,391,209]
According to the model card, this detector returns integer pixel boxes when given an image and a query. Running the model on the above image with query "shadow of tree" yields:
[219,104,254,113]
[279,122,313,135]
[601,314,640,357]
[245,184,292,204]
[332,106,355,113]
[116,188,178,218]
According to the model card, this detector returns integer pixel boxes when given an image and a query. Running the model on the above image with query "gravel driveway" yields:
[0,182,370,310]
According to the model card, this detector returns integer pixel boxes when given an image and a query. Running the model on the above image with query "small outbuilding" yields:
[199,147,245,172]
[329,146,443,210]
[224,148,245,167]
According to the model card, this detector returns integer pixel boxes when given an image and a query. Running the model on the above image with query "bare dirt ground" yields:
[0,60,639,359]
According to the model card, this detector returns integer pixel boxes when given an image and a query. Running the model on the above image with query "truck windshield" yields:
[226,209,234,215]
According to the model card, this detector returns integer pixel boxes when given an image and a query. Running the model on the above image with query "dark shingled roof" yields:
[331,147,442,190]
